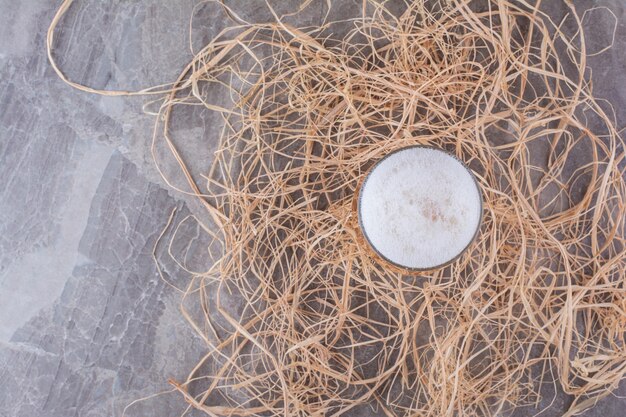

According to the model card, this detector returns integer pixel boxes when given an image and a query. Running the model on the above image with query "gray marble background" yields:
[0,1,625,416]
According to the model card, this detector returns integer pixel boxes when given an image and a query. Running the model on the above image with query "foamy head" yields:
[358,147,482,270]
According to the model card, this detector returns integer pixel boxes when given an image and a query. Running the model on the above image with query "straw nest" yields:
[48,0,626,416]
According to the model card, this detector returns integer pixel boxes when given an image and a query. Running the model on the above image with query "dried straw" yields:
[48,0,626,416]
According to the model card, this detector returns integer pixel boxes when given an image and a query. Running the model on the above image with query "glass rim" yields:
[356,145,484,273]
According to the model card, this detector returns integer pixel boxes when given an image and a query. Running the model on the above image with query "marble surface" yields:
[0,1,625,416]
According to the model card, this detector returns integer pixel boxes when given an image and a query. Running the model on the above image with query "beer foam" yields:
[359,147,482,270]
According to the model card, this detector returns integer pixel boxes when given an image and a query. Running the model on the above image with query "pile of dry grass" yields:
[49,0,626,415]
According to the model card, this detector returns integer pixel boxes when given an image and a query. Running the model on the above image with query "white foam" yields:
[358,147,482,270]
